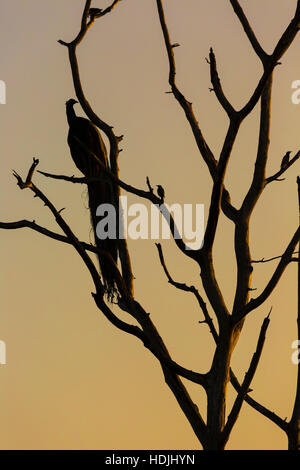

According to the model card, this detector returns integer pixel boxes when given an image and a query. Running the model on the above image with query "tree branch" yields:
[7,162,210,390]
[287,176,300,449]
[155,242,219,342]
[223,312,271,443]
[232,74,273,318]
[229,369,289,432]
[238,4,300,119]
[95,292,208,387]
[92,293,145,342]
[230,2,300,320]
[87,0,121,25]
[154,240,287,434]
[156,0,238,225]
[203,118,241,253]
[229,0,268,62]
[0,219,102,255]
[265,151,300,186]
[235,225,300,322]
[241,76,273,216]
[155,0,215,172]
[13,159,105,297]
[209,47,236,117]
[38,166,199,260]
[252,251,299,264]
[118,299,208,441]
[1,189,207,390]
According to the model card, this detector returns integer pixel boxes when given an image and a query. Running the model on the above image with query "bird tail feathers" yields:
[88,180,119,302]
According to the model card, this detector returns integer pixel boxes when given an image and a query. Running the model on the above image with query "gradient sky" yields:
[1,0,300,450]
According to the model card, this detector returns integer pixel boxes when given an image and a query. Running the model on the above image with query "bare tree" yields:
[1,0,300,450]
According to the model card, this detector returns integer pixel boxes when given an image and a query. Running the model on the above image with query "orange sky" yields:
[1,0,300,450]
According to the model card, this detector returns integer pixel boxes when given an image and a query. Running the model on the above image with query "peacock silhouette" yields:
[65,98,119,301]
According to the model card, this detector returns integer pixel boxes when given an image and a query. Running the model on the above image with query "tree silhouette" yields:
[1,0,300,450]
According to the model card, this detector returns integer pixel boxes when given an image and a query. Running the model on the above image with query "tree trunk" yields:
[205,322,244,449]
[288,422,300,450]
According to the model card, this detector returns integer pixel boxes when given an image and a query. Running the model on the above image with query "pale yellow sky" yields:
[1,0,300,450]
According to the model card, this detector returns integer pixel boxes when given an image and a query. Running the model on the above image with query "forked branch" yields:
[223,312,271,443]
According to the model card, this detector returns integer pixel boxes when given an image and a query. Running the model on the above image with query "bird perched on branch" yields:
[281,151,291,169]
[89,8,103,20]
[157,185,165,202]
[65,98,118,301]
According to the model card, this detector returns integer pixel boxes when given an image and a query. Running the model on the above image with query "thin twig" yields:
[252,251,299,264]
[235,226,300,322]
[155,243,218,342]
[0,219,102,255]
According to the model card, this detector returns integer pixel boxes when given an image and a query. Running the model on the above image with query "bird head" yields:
[65,98,78,107]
